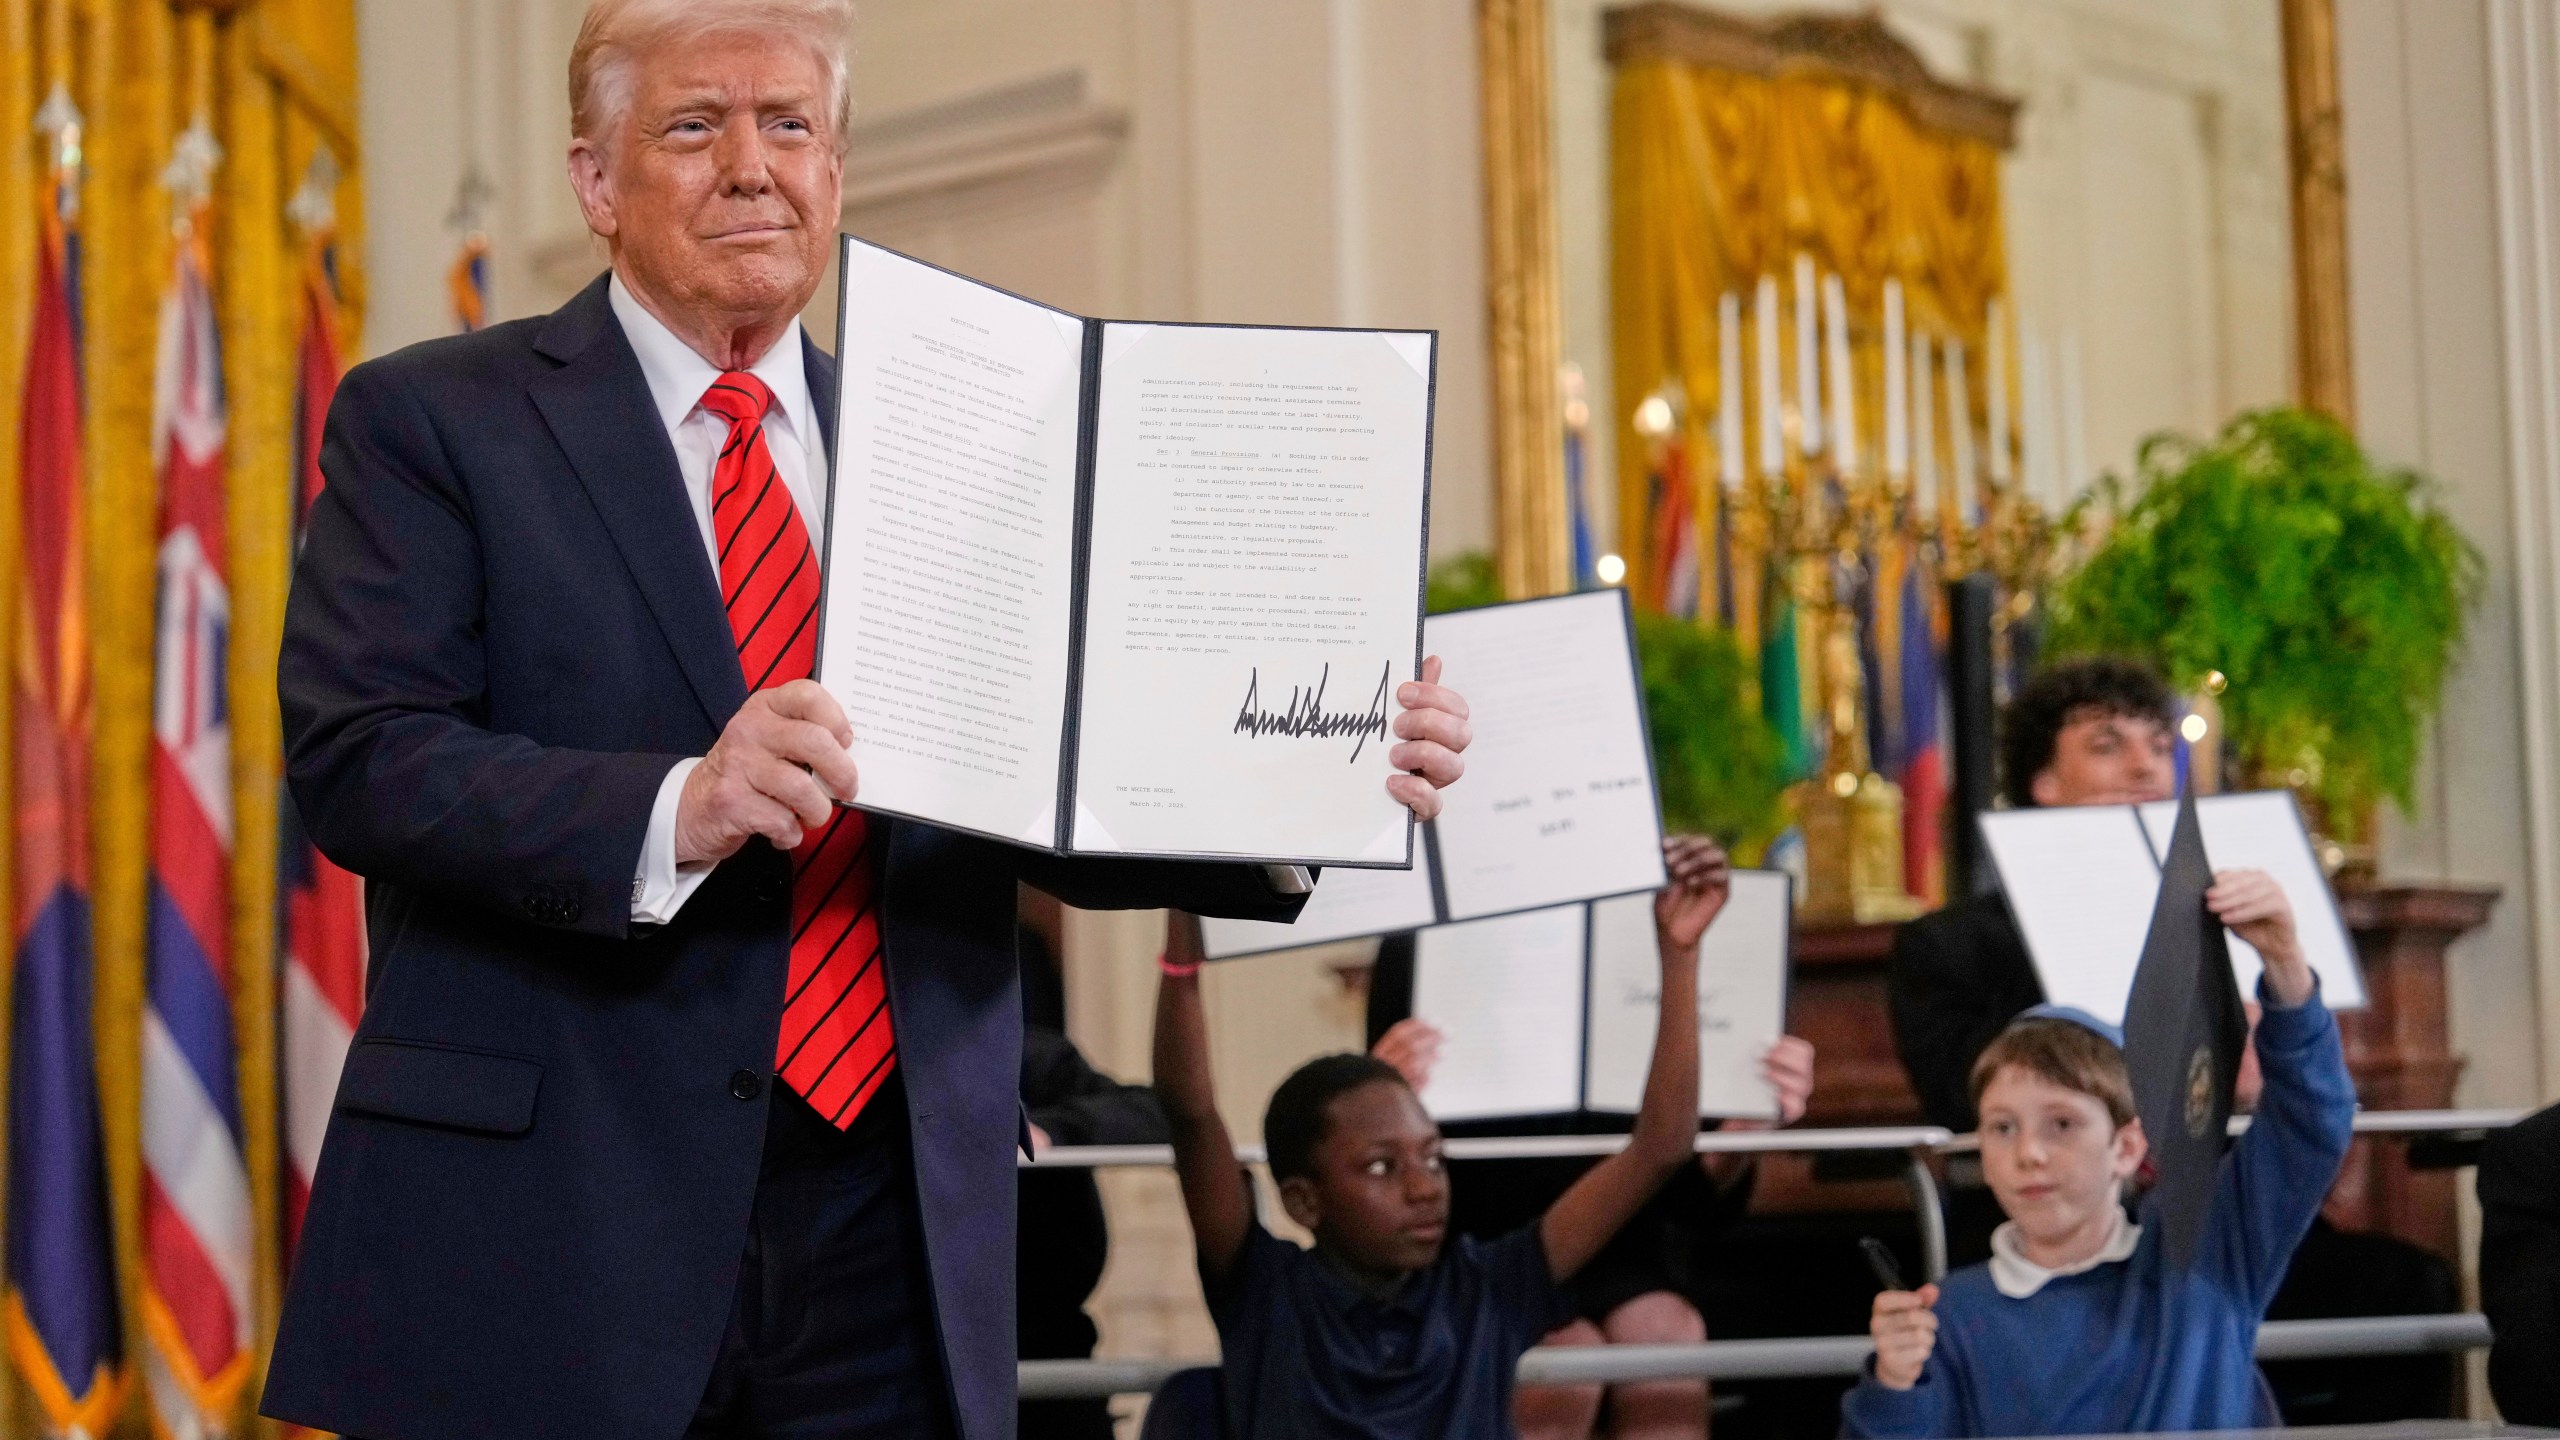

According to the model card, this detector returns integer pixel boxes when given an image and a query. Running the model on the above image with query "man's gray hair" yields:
[571,0,855,153]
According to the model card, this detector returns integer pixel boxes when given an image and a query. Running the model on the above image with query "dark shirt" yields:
[1017,1024,1168,1358]
[1885,891,2044,1133]
[2481,1100,2560,1425]
[1209,1223,1573,1440]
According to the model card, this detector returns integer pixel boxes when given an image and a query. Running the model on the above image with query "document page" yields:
[1070,322,1433,864]
[1980,806,2170,1027]
[1410,907,1587,1122]
[1584,873,1792,1119]
[820,237,1086,844]
[2135,793,2366,1008]
[1424,591,1665,922]
[1198,859,1438,960]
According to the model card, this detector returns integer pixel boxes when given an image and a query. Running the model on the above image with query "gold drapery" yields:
[0,1,361,1435]
[1608,52,2012,609]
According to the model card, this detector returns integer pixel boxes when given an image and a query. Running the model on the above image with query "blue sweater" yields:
[1841,989,2355,1437]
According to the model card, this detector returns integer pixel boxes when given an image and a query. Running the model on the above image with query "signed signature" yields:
[1232,661,1392,763]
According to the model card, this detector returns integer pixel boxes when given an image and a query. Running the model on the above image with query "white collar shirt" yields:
[611,271,829,925]
[1987,1207,2143,1299]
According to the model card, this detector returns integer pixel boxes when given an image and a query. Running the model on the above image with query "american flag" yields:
[139,120,255,1439]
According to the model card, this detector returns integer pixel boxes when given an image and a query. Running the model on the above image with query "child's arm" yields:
[1538,836,1722,1281]
[1841,1283,1957,1437]
[2200,869,2355,1307]
[1154,912,1255,1285]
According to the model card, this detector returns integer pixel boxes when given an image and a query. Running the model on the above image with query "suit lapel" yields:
[529,278,747,731]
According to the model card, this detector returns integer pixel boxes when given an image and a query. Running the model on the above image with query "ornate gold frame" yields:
[1476,0,2360,584]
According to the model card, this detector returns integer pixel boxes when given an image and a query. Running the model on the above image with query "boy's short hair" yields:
[1264,1053,1410,1182]
[2000,658,2177,808]
[1969,1015,2137,1128]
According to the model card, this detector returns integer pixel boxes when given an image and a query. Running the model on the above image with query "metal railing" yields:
[1016,1109,2518,1401]
[1015,1313,2495,1398]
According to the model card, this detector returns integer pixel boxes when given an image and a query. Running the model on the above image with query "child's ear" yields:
[1278,1175,1323,1233]
[2112,1116,2150,1180]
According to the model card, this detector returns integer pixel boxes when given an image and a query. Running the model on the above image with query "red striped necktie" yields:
[699,371,896,1130]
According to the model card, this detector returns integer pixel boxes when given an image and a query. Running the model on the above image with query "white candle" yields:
[1795,252,1823,456]
[1824,272,1857,476]
[1985,299,2011,485]
[1756,275,1782,479]
[1911,331,1937,518]
[2060,331,2089,505]
[1883,279,1908,480]
[1946,336,1979,523]
[2020,326,2051,505]
[1717,290,1744,493]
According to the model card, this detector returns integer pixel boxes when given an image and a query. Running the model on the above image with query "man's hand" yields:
[1386,656,1472,822]
[1653,836,1732,952]
[675,679,860,866]
[1372,1017,1444,1091]
[2207,867,2312,1006]
[1869,1284,1941,1391]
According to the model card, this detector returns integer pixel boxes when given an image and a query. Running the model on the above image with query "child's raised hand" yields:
[1372,1018,1444,1090]
[1720,1036,1817,1136]
[1653,836,1732,952]
[2206,868,2311,1005]
[1869,1284,1940,1391]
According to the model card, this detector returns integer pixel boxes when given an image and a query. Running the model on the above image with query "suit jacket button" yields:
[755,873,785,904]
[729,1069,762,1101]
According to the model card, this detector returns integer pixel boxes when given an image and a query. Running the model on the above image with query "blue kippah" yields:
[2016,1003,2125,1050]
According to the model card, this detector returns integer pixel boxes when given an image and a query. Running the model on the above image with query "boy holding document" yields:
[1845,865,2354,1437]
[1154,838,1732,1439]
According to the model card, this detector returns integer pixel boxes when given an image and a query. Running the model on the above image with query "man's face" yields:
[1278,1081,1451,1277]
[1978,1065,2146,1251]
[571,29,842,333]
[2031,707,2176,808]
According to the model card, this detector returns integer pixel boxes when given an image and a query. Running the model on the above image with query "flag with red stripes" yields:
[278,218,363,1259]
[6,86,126,1440]
[140,131,256,1437]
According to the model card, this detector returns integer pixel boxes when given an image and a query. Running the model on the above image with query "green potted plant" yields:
[1425,554,1788,859]
[2045,406,2481,853]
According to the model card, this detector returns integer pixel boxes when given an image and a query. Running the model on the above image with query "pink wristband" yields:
[1159,952,1203,979]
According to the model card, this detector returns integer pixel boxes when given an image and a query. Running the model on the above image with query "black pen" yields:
[1859,1235,1907,1293]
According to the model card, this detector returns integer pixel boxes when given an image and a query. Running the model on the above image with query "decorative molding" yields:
[2483,0,2560,1094]
[1479,0,1572,599]
[1602,2,2021,150]
[2282,0,2356,427]
[526,70,1129,306]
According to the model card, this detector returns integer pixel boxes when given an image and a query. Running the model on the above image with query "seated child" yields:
[1154,836,1732,1440]
[1843,869,2355,1438]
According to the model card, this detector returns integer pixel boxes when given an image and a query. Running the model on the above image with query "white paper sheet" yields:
[1409,907,1588,1121]
[820,237,1084,843]
[1424,592,1666,922]
[1198,860,1439,960]
[1583,873,1792,1119]
[1070,321,1431,865]
[1980,806,2169,1027]
[2134,792,2366,1009]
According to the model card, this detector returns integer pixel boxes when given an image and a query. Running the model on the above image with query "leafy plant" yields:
[2046,407,2481,838]
[1424,553,1787,855]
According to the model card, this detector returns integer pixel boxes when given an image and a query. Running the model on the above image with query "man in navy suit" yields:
[259,2,1474,1436]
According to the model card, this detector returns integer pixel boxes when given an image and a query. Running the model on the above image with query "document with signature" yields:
[1197,589,1665,959]
[817,235,1434,866]
[1406,874,1792,1122]
[1982,791,2364,1026]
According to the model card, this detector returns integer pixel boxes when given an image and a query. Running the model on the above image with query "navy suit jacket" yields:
[261,275,1304,1440]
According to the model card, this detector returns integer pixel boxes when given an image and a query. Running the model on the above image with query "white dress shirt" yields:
[1986,1206,2143,1298]
[613,273,824,925]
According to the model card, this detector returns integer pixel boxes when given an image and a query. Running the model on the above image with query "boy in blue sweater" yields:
[1843,869,2355,1437]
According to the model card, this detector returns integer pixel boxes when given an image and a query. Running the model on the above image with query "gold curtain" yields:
[0,1,361,1434]
[1609,53,2011,609]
